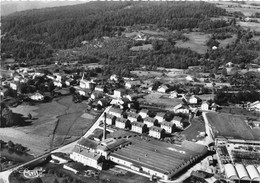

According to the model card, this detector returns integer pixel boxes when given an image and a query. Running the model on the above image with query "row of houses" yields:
[104,107,183,138]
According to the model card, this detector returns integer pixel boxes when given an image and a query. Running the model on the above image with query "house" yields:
[102,114,116,126]
[10,82,18,90]
[155,112,165,123]
[91,92,103,100]
[0,88,8,97]
[149,126,165,139]
[110,99,124,106]
[157,85,169,93]
[30,92,44,101]
[211,103,219,111]
[161,121,175,133]
[169,91,178,99]
[201,101,210,111]
[80,79,94,89]
[54,81,62,88]
[110,74,118,81]
[65,78,75,86]
[115,117,131,129]
[139,109,149,119]
[171,116,183,128]
[125,94,138,101]
[97,98,111,107]
[252,120,260,127]
[78,88,91,97]
[131,122,147,134]
[249,101,260,112]
[226,62,234,68]
[127,112,141,123]
[134,33,147,41]
[125,81,141,89]
[95,85,105,92]
[54,73,62,82]
[188,95,201,104]
[143,117,159,128]
[114,89,125,98]
[108,107,123,118]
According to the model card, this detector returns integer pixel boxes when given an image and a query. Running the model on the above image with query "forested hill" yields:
[2,1,226,52]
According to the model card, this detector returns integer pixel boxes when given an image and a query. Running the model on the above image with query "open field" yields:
[130,44,153,51]
[175,32,210,54]
[210,1,260,16]
[139,93,183,109]
[0,96,97,156]
[181,117,206,142]
[238,21,260,32]
[218,34,237,49]
[206,112,260,140]
[131,70,162,77]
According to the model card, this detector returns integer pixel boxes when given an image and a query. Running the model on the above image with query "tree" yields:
[7,140,14,149]
[209,73,215,79]
[221,68,227,76]
[53,178,59,183]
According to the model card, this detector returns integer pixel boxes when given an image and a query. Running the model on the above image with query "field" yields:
[0,95,97,156]
[206,112,260,141]
[131,70,162,77]
[237,21,260,32]
[175,32,210,54]
[129,44,153,51]
[218,34,237,49]
[210,1,260,16]
[139,93,183,110]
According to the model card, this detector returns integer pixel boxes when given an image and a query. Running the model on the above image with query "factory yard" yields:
[206,112,260,141]
[0,95,97,157]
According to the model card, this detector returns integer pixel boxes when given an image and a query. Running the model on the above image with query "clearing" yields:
[237,21,260,32]
[175,32,210,54]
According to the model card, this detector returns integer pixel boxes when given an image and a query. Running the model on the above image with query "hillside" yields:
[1,1,226,63]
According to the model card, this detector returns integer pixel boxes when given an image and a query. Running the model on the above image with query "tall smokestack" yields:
[103,112,107,140]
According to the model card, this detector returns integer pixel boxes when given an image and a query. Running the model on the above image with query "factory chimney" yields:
[103,112,107,140]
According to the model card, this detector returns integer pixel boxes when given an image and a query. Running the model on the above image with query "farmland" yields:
[175,32,210,54]
[0,95,97,156]
[205,112,260,141]
[237,22,260,32]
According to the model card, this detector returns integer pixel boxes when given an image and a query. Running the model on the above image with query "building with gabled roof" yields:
[139,109,149,119]
[143,117,159,128]
[127,112,141,123]
[157,85,169,93]
[115,117,131,129]
[155,112,165,123]
[161,121,175,133]
[149,126,165,139]
[131,122,147,134]
[108,107,123,118]
[102,114,116,126]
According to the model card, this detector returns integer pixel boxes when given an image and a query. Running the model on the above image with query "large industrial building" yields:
[205,112,260,183]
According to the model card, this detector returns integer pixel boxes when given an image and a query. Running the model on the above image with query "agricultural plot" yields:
[175,32,210,54]
[238,21,260,32]
[130,44,153,51]
[206,112,260,141]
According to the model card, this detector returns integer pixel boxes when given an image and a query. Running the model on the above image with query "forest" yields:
[2,1,227,62]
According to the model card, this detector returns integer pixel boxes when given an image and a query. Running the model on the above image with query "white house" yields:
[143,117,159,128]
[102,114,116,126]
[80,79,92,89]
[188,95,201,104]
[54,73,62,82]
[108,107,123,118]
[201,101,210,111]
[157,85,169,93]
[134,33,147,41]
[78,89,90,97]
[155,112,165,123]
[161,121,175,133]
[10,82,18,90]
[171,117,182,128]
[110,74,118,81]
[95,85,104,92]
[127,112,141,123]
[65,78,74,86]
[54,81,62,88]
[114,89,125,98]
[30,92,44,101]
[115,117,131,129]
[249,101,260,112]
[169,91,178,99]
[131,122,147,134]
[149,126,165,139]
[139,109,149,119]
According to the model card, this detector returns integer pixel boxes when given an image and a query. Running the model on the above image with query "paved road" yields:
[0,106,111,183]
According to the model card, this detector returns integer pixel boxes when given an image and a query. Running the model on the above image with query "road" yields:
[0,106,111,183]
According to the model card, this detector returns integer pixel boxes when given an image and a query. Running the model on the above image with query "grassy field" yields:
[175,32,210,54]
[131,70,162,77]
[237,21,260,32]
[206,112,260,140]
[0,95,97,156]
[218,34,237,49]
[181,117,205,142]
[130,44,153,51]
